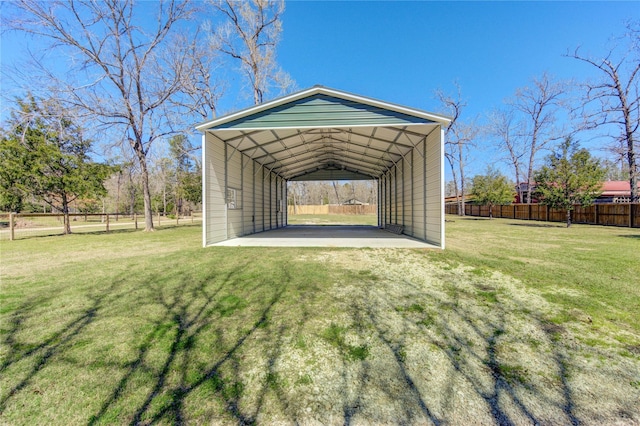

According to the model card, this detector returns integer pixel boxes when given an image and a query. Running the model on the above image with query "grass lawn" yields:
[1,219,639,425]
[287,213,377,226]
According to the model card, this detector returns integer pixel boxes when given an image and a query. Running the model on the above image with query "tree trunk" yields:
[135,149,155,232]
[163,185,167,216]
[489,204,493,219]
[515,170,523,203]
[293,186,298,214]
[625,131,637,203]
[526,149,536,204]
[612,62,638,203]
[447,156,462,216]
[566,208,572,228]
[457,146,466,216]
[62,192,71,234]
[116,171,121,221]
[332,181,340,205]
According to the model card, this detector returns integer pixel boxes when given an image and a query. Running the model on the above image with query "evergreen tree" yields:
[533,138,606,227]
[470,166,515,218]
[168,134,200,214]
[0,96,113,233]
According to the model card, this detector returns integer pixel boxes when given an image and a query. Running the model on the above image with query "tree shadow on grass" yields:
[2,249,637,425]
[0,277,130,412]
[299,252,631,425]
[86,256,305,425]
[341,275,582,425]
[618,234,640,239]
[508,222,563,228]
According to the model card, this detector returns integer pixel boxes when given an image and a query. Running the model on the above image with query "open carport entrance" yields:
[197,86,450,248]
[287,180,378,226]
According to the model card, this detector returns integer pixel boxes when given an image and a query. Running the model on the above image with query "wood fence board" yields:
[447,203,639,228]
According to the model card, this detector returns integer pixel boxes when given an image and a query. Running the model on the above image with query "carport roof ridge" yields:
[196,85,451,131]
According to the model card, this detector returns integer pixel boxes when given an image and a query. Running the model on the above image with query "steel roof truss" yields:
[282,157,382,179]
[282,153,382,174]
[260,144,394,171]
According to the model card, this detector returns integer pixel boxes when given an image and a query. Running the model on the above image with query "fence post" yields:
[106,214,110,233]
[9,212,15,241]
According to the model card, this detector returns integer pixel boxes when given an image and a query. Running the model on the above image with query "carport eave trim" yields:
[200,122,440,134]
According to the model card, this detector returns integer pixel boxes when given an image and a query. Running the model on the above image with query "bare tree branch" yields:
[6,0,221,230]
[566,22,639,202]
[208,0,294,105]
[436,83,478,216]
[507,72,567,203]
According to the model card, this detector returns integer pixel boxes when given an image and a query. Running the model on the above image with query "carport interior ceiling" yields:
[197,86,449,181]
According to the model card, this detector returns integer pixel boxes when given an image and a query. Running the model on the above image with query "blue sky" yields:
[227,1,638,178]
[1,0,637,180]
[275,1,635,116]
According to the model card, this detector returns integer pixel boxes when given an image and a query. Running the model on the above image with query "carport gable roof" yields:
[197,86,451,181]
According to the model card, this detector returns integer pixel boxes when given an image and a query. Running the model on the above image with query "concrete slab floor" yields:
[211,225,440,249]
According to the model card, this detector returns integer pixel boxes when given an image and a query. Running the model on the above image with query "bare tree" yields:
[507,73,567,203]
[6,0,211,231]
[486,109,527,202]
[436,85,478,216]
[566,22,639,202]
[331,181,342,205]
[209,0,293,105]
[173,31,224,121]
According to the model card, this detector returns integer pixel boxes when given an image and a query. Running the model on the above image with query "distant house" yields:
[444,194,475,205]
[515,180,639,204]
[598,181,640,203]
[342,198,368,205]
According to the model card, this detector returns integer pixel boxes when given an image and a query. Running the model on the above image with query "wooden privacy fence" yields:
[1,212,203,241]
[288,204,377,215]
[445,203,640,228]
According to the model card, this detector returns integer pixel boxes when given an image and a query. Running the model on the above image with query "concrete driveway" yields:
[212,225,439,248]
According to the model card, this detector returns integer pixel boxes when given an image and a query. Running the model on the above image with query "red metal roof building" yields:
[516,181,639,204]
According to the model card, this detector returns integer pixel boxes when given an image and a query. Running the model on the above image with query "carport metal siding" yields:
[199,86,449,248]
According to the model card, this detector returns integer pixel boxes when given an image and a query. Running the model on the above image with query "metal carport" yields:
[196,86,450,248]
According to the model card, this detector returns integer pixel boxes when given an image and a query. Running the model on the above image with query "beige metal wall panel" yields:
[425,130,443,246]
[402,155,413,236]
[275,176,283,228]
[395,165,404,226]
[383,173,391,226]
[390,171,395,225]
[268,172,274,230]
[411,142,425,240]
[227,210,243,238]
[404,151,412,238]
[227,148,242,238]
[254,166,264,233]
[242,155,253,234]
[204,134,227,245]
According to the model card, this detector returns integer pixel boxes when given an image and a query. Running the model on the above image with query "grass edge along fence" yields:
[1,212,203,241]
[445,202,640,228]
